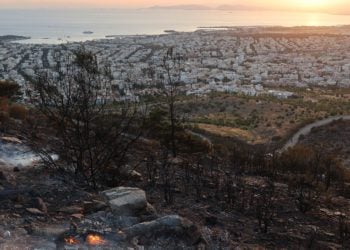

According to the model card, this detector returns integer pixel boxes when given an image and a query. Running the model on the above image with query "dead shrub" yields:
[0,111,9,124]
[0,80,20,99]
[9,104,28,120]
[0,97,9,112]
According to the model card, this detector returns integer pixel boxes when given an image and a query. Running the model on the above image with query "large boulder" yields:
[101,187,155,216]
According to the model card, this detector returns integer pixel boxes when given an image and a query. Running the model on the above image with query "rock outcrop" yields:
[60,186,205,248]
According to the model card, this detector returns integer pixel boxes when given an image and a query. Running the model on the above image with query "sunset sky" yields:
[0,0,349,13]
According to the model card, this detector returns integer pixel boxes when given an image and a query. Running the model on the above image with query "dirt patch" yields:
[196,123,263,143]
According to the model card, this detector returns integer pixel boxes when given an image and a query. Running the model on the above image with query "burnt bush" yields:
[254,180,275,233]
[288,175,319,214]
[8,104,28,120]
[0,80,21,99]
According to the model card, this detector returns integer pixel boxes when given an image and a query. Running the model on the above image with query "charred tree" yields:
[26,48,144,188]
[159,47,185,157]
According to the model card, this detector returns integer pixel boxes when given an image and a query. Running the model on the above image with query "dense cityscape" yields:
[2,26,350,102]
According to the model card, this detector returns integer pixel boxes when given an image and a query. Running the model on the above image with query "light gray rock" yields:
[119,165,143,182]
[102,187,155,216]
[3,230,11,238]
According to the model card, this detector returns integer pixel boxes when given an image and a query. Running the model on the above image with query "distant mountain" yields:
[216,5,265,11]
[149,5,212,10]
[148,4,265,11]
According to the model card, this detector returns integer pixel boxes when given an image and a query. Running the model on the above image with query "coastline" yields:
[7,24,350,45]
[0,35,31,42]
[1,8,350,45]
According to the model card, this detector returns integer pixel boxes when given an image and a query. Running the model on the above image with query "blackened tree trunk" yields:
[161,47,184,157]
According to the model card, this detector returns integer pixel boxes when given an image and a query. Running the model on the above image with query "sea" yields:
[1,8,350,44]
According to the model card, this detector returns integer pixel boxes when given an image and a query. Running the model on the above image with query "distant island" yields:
[148,4,264,11]
[83,31,94,34]
[0,35,30,42]
[164,30,177,33]
[216,4,265,11]
[149,4,211,10]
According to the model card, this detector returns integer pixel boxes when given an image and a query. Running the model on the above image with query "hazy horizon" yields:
[0,0,350,14]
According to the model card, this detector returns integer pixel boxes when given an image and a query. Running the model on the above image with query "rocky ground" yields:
[0,162,205,249]
[143,176,350,249]
[1,134,350,249]
[1,161,350,250]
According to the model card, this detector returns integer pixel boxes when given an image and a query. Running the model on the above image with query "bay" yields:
[1,9,350,44]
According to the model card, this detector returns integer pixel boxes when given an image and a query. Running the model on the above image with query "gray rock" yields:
[0,137,22,144]
[122,215,202,244]
[102,187,155,216]
[30,224,70,239]
[35,197,48,214]
[26,208,45,216]
[0,241,56,250]
[120,165,143,182]
[3,230,11,238]
[81,211,140,231]
[33,241,57,250]
[83,200,107,214]
[58,205,83,214]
